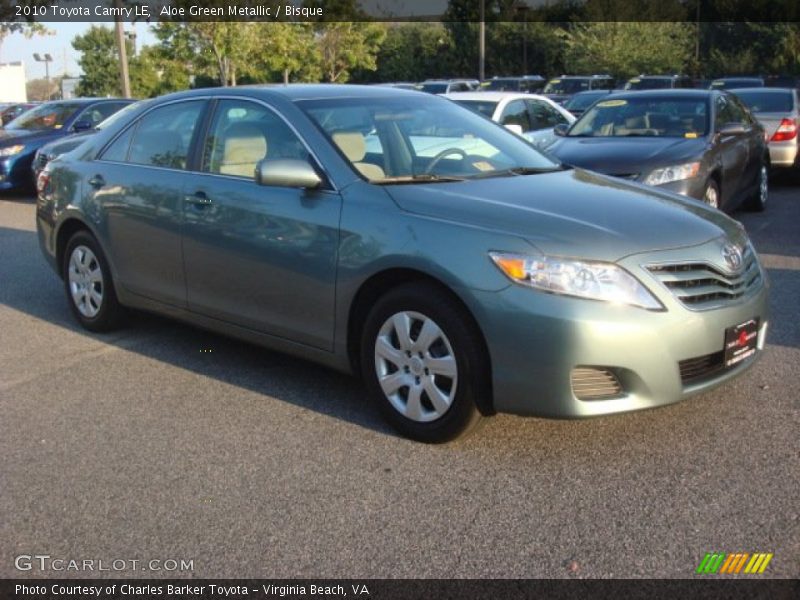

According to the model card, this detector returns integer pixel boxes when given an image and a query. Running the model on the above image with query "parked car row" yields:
[35,84,769,442]
[0,97,135,191]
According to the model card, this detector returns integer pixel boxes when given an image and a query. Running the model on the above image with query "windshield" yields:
[733,90,794,113]
[564,93,605,111]
[298,95,560,183]
[710,79,763,89]
[419,83,448,94]
[487,79,520,92]
[569,97,709,138]
[453,100,498,118]
[624,78,673,90]
[544,79,589,95]
[6,102,83,131]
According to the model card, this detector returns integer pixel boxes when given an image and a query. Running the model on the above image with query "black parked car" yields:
[547,89,769,212]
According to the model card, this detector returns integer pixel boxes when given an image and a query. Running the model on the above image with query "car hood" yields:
[0,128,60,147]
[384,168,740,262]
[41,130,96,154]
[547,136,706,175]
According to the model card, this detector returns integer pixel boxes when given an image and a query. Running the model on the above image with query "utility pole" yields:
[479,0,485,81]
[115,0,131,98]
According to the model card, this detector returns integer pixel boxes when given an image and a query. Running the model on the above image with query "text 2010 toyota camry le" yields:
[36,86,769,443]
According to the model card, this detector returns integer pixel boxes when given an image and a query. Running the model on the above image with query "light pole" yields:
[479,0,485,81]
[33,53,53,100]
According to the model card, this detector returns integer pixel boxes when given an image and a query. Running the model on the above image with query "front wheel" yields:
[746,163,768,212]
[63,231,125,332]
[360,282,488,443]
[703,178,720,209]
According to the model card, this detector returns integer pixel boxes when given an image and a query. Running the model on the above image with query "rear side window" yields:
[102,101,204,169]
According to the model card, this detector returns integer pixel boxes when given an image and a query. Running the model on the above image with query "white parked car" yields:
[446,91,576,149]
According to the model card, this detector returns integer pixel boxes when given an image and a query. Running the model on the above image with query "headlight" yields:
[643,161,700,186]
[490,252,663,310]
[0,144,25,157]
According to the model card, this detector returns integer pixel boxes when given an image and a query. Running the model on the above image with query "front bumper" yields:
[470,242,769,418]
[651,175,706,201]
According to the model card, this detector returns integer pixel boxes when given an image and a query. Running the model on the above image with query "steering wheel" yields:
[423,147,468,174]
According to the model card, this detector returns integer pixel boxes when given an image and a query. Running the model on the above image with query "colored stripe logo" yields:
[696,552,773,574]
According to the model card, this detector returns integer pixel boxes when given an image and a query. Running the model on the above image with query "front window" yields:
[298,96,560,183]
[6,102,83,131]
[569,96,709,138]
[543,79,589,95]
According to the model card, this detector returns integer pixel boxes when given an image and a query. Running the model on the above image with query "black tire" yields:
[360,281,489,443]
[745,160,768,212]
[702,178,721,210]
[62,230,125,332]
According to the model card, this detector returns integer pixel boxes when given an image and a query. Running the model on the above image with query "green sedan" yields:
[36,85,769,443]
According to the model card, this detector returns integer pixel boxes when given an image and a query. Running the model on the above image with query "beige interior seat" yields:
[220,121,268,178]
[332,131,385,180]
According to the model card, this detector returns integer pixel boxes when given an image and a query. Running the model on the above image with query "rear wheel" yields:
[745,162,768,212]
[360,282,488,443]
[703,178,720,209]
[63,231,125,332]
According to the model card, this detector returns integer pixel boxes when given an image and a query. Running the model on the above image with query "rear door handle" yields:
[88,175,105,188]
[185,191,212,207]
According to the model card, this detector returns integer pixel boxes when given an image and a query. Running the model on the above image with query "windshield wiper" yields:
[373,174,467,185]
[471,165,565,179]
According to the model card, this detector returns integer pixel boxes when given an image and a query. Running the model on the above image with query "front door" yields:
[181,98,342,351]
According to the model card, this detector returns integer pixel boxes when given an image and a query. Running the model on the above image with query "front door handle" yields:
[88,175,105,188]
[185,191,212,207]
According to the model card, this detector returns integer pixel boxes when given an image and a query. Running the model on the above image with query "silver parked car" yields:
[732,87,799,168]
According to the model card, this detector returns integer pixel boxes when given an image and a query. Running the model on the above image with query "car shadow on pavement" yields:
[0,225,402,439]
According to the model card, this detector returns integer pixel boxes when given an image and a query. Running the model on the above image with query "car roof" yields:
[730,87,793,94]
[156,84,424,103]
[445,91,536,101]
[605,89,715,99]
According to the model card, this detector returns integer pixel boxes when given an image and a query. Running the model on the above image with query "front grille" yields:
[678,351,725,384]
[646,246,761,309]
[571,367,624,400]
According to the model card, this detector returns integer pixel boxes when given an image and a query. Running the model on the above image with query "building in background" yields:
[0,62,28,102]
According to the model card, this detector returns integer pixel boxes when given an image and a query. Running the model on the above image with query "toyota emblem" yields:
[722,243,743,271]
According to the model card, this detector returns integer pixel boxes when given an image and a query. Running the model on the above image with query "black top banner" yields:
[3,0,800,23]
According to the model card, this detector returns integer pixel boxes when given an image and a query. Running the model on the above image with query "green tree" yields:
[560,22,694,80]
[253,23,321,84]
[366,23,453,83]
[72,26,120,97]
[316,22,386,83]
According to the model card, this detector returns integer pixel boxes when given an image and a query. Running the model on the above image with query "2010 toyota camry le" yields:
[36,85,769,443]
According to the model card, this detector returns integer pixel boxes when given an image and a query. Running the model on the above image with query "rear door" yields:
[181,98,342,351]
[89,99,207,306]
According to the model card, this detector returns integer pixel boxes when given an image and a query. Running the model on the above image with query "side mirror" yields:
[504,123,524,136]
[72,120,93,132]
[553,123,569,137]
[718,122,746,136]
[255,159,322,189]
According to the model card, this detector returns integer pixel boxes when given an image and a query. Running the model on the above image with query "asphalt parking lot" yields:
[1,177,798,579]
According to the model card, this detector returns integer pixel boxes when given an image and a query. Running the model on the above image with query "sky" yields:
[2,23,157,81]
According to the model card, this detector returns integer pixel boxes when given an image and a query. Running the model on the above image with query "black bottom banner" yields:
[2,579,798,600]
